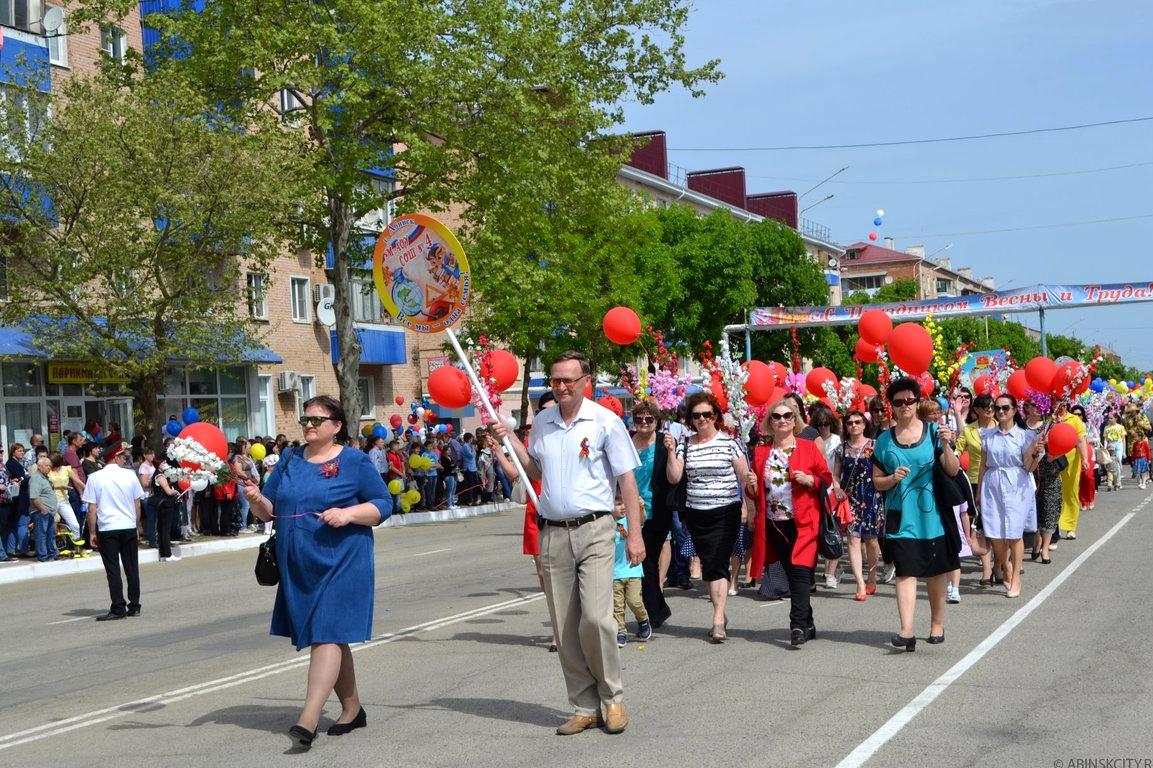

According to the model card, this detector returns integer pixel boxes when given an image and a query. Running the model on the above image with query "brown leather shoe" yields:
[555,713,602,736]
[603,701,628,734]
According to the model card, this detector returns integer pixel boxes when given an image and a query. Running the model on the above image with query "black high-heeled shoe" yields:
[927,631,945,645]
[1041,558,1051,564]
[1029,551,1041,562]
[327,707,367,736]
[288,724,316,748]
[890,634,916,652]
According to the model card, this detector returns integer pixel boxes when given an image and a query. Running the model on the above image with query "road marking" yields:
[0,592,545,752]
[47,615,102,625]
[835,494,1151,768]
[411,548,453,557]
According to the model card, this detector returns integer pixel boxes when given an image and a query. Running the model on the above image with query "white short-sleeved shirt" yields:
[528,398,640,520]
[676,433,743,510]
[81,463,147,531]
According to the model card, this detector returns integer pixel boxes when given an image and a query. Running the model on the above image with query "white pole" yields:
[443,327,540,508]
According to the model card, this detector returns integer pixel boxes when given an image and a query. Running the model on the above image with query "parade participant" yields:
[809,402,843,590]
[978,395,1043,599]
[83,443,147,621]
[28,456,60,561]
[746,398,831,646]
[1123,405,1150,479]
[868,396,891,431]
[493,351,641,735]
[48,454,85,538]
[1102,414,1126,490]
[1023,399,1062,564]
[611,493,650,647]
[4,444,31,559]
[665,392,751,644]
[872,377,961,651]
[832,410,884,601]
[241,395,392,749]
[629,398,673,629]
[1070,405,1097,510]
[150,460,181,562]
[1131,429,1151,490]
[957,393,997,585]
[918,399,972,603]
[1056,405,1090,540]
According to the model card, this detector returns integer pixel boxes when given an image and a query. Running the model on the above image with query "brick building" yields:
[840,239,995,300]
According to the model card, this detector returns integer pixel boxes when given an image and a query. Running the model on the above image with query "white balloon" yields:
[190,477,209,492]
[505,415,518,430]
[416,407,426,418]
[876,209,885,217]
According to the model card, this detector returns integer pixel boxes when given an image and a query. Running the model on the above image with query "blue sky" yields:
[619,0,1153,369]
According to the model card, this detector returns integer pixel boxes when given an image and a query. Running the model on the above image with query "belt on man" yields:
[541,511,610,528]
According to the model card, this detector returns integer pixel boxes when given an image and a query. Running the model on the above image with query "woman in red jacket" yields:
[745,398,833,647]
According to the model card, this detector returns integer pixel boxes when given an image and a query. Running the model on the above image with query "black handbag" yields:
[255,532,278,586]
[931,425,964,556]
[666,438,689,511]
[817,480,844,561]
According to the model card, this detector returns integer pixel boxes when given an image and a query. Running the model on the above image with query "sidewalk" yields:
[0,500,523,586]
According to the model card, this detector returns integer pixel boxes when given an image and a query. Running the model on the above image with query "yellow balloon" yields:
[249,443,267,462]
[400,500,412,513]
[408,454,421,468]
[387,479,403,495]
[361,424,374,438]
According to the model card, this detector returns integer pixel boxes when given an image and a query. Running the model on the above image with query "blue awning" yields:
[0,324,281,364]
[330,326,407,365]
[0,33,50,92]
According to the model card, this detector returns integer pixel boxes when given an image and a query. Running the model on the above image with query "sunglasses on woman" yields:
[995,405,1014,413]
[690,411,715,421]
[633,416,656,424]
[845,419,865,426]
[890,397,918,408]
[769,412,795,421]
[298,415,338,428]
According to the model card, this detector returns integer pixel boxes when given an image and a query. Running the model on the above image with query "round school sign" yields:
[372,214,471,333]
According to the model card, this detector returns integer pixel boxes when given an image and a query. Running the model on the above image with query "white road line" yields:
[0,592,545,752]
[410,548,453,557]
[47,615,101,625]
[835,494,1151,768]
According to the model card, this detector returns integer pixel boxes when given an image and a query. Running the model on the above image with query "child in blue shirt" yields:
[613,493,651,647]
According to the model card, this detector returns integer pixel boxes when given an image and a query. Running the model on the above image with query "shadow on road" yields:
[383,697,568,727]
[189,703,308,735]
[447,631,549,648]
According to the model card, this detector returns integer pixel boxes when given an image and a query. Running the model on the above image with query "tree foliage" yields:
[0,72,305,444]
[78,0,722,420]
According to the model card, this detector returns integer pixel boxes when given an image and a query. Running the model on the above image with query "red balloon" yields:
[425,412,438,424]
[1025,357,1058,393]
[858,383,877,398]
[767,362,789,389]
[973,374,996,396]
[408,413,419,424]
[868,232,878,241]
[1046,421,1078,458]
[742,361,774,406]
[805,367,837,398]
[428,366,472,409]
[765,386,789,409]
[858,309,893,346]
[854,337,881,363]
[178,422,228,462]
[888,323,933,375]
[480,349,520,392]
[602,306,642,345]
[389,413,403,428]
[918,372,935,398]
[709,370,729,412]
[597,395,624,418]
[583,380,594,399]
[177,478,191,491]
[959,452,971,472]
[1007,369,1030,401]
[394,395,404,406]
[1050,361,1087,397]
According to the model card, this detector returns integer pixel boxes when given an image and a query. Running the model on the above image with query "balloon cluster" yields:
[164,407,202,438]
[867,208,884,242]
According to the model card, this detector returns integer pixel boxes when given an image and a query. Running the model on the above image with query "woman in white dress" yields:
[978,395,1045,599]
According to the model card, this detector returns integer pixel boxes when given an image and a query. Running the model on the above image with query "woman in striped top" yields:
[664,392,752,644]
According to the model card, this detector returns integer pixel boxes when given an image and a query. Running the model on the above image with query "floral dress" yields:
[839,440,884,539]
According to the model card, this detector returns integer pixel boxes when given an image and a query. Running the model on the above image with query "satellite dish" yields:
[316,297,336,327]
[826,257,839,270]
[42,6,64,34]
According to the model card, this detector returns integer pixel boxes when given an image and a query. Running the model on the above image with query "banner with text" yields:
[748,282,1153,329]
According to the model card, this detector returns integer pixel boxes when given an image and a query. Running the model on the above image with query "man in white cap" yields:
[83,442,147,621]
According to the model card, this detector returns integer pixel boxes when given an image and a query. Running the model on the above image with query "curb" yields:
[0,501,522,586]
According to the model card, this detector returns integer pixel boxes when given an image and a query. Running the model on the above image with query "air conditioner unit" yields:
[277,371,301,392]
[314,284,336,303]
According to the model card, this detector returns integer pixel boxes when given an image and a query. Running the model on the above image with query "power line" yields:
[668,116,1153,152]
[889,213,1153,239]
[747,160,1153,185]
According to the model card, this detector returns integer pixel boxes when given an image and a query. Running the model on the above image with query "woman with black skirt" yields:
[664,392,752,644]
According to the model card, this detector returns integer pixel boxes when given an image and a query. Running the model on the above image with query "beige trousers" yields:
[612,577,648,632]
[539,514,622,717]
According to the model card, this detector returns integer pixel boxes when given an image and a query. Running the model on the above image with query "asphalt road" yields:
[3,487,1153,768]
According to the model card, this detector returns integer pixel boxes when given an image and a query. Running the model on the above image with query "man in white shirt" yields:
[494,351,643,735]
[83,442,147,621]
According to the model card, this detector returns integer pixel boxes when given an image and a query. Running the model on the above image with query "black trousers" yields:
[640,507,673,627]
[155,499,174,559]
[98,528,140,615]
[764,518,814,631]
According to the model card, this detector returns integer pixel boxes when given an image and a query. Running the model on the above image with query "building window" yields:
[46,7,67,66]
[358,376,374,418]
[100,26,127,63]
[298,375,316,413]
[936,278,953,295]
[0,0,41,32]
[351,277,382,323]
[844,274,885,292]
[1,87,49,153]
[279,88,305,123]
[256,375,273,437]
[246,272,267,319]
[290,276,310,322]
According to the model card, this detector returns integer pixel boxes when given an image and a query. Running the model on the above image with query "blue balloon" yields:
[1090,378,1106,393]
[873,217,883,226]
[165,420,182,437]
[371,424,388,441]
[937,397,949,411]
[181,407,200,425]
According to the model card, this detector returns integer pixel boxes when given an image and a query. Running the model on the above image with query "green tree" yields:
[0,72,304,445]
[92,0,721,421]
[843,279,918,306]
